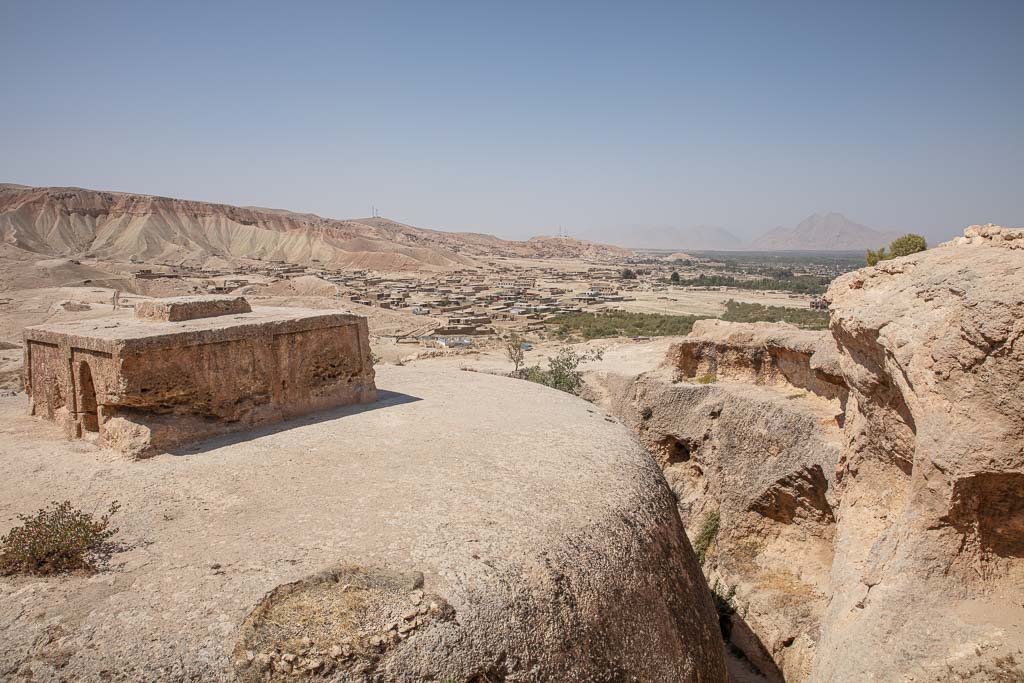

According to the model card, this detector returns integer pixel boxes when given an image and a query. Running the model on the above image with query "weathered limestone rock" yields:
[814,225,1024,680]
[22,297,377,457]
[669,320,846,403]
[596,225,1024,681]
[595,357,843,682]
[656,323,849,680]
[0,366,728,682]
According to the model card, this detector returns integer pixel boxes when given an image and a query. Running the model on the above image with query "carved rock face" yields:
[23,302,377,457]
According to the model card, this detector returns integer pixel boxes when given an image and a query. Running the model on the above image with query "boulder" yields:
[0,365,727,682]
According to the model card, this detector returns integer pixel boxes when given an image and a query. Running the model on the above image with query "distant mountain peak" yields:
[749,212,899,251]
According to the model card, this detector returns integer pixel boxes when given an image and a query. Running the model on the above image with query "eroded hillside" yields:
[0,184,632,271]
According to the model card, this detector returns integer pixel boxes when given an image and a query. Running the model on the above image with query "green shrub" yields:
[695,374,718,384]
[523,346,604,395]
[546,311,704,340]
[0,500,121,576]
[889,233,927,258]
[720,300,829,330]
[868,234,927,265]
[692,510,720,565]
[674,273,830,295]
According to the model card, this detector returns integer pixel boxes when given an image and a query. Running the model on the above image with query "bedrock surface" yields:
[0,365,726,682]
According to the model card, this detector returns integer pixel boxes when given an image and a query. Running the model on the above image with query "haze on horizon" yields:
[2,1,1022,249]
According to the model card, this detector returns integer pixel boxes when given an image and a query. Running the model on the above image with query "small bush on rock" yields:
[693,510,721,565]
[0,500,121,576]
[888,233,928,258]
[867,233,927,265]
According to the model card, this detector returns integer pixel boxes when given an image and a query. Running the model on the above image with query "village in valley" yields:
[0,239,858,400]
[16,245,853,370]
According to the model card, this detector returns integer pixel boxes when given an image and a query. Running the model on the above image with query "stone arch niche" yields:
[76,361,100,434]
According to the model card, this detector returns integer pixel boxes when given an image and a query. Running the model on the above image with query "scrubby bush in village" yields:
[524,346,605,395]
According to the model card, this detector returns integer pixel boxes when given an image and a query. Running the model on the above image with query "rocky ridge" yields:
[0,365,727,682]
[594,225,1024,681]
[0,184,632,271]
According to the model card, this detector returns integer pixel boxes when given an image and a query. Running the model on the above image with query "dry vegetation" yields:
[692,510,721,565]
[547,300,827,342]
[0,500,120,575]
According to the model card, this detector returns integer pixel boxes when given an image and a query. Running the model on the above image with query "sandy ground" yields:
[0,247,130,292]
[0,287,142,344]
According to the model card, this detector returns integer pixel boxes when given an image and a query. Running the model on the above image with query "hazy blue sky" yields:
[2,1,1021,246]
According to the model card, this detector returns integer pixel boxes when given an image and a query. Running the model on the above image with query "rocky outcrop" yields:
[669,320,847,403]
[813,225,1024,680]
[599,354,844,682]
[596,225,1024,681]
[0,366,727,681]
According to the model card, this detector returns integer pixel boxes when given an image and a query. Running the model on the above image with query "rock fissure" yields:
[592,226,1024,681]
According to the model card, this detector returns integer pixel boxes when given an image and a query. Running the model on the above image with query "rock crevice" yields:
[596,226,1024,681]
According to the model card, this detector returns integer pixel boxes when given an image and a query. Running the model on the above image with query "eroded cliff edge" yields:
[816,225,1024,680]
[596,323,845,682]
[593,225,1024,681]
